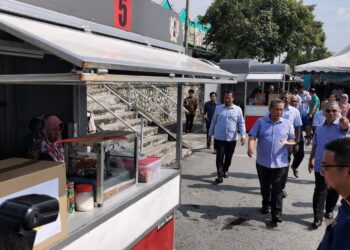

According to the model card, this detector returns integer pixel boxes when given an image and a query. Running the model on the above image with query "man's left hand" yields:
[241,137,246,145]
[340,117,349,131]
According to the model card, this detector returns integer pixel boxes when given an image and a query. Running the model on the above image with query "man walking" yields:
[309,101,349,228]
[183,89,198,133]
[203,92,220,151]
[318,138,350,249]
[290,95,312,178]
[297,84,312,113]
[280,92,302,197]
[248,99,295,226]
[308,88,320,120]
[209,90,246,184]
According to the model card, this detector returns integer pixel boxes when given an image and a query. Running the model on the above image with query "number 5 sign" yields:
[114,0,132,31]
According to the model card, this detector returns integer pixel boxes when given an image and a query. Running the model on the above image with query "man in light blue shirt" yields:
[280,92,302,198]
[209,90,246,184]
[309,101,349,229]
[248,99,295,226]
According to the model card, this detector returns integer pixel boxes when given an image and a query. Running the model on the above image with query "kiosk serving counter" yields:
[0,1,236,249]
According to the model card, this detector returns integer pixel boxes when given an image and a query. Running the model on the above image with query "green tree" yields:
[202,0,331,65]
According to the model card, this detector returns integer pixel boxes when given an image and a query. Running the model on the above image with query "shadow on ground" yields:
[178,204,314,230]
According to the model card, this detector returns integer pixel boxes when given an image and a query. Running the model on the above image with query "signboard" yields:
[114,0,132,31]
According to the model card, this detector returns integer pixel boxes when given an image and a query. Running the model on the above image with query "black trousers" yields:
[206,120,216,150]
[291,141,305,170]
[185,113,195,133]
[256,164,289,216]
[215,140,237,178]
[313,172,339,221]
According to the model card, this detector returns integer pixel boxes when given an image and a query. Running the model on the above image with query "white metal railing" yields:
[103,85,153,153]
[150,84,189,113]
[128,84,177,121]
[87,93,137,134]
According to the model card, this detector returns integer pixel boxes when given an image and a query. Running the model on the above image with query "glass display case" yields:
[61,131,138,206]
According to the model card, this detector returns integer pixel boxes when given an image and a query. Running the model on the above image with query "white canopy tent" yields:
[295,45,350,73]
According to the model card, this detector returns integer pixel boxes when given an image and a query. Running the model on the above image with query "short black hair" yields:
[296,84,304,89]
[224,90,234,97]
[209,92,217,97]
[269,99,285,108]
[188,89,194,94]
[325,138,350,165]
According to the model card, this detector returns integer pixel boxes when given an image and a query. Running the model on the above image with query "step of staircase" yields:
[88,103,127,114]
[94,111,136,122]
[143,141,176,158]
[142,134,168,149]
[98,118,146,131]
[161,148,192,166]
[87,86,107,95]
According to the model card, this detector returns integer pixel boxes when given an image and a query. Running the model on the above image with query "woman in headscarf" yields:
[39,115,65,162]
[339,94,350,117]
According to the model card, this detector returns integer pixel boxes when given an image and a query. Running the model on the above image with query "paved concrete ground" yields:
[176,134,334,250]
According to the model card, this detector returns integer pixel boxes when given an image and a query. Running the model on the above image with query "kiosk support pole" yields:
[176,83,184,169]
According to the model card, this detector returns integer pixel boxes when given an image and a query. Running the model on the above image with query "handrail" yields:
[104,85,152,123]
[150,84,189,113]
[129,85,177,121]
[87,93,138,134]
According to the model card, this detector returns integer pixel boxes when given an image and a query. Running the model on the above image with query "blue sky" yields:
[170,0,349,53]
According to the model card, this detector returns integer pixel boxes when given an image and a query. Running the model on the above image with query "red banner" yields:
[114,0,132,31]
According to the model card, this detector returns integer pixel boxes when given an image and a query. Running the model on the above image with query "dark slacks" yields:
[291,141,305,169]
[185,113,195,133]
[256,164,289,216]
[206,120,216,150]
[313,172,339,221]
[215,140,237,178]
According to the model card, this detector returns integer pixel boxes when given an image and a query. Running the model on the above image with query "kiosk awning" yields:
[246,73,284,82]
[0,13,234,80]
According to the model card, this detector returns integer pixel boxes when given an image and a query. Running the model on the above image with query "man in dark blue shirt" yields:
[203,92,220,151]
[318,138,350,250]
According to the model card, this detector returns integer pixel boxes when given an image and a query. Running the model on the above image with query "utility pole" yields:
[184,0,190,54]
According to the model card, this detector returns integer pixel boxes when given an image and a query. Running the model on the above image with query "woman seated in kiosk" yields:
[28,115,65,162]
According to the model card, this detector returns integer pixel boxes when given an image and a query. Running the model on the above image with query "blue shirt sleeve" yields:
[237,108,247,137]
[208,109,218,137]
[302,111,311,126]
[249,118,261,138]
[204,102,208,113]
[312,127,319,147]
[294,110,303,127]
[288,122,295,140]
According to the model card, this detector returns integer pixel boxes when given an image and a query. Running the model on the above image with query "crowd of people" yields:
[203,87,350,248]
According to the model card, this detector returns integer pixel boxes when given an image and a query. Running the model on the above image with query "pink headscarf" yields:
[44,116,63,138]
[42,116,64,162]
[339,94,350,117]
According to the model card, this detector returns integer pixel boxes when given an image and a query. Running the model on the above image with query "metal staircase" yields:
[87,85,192,166]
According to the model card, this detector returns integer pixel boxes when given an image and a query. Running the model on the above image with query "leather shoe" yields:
[260,206,270,214]
[312,220,322,229]
[324,212,334,219]
[283,190,287,198]
[215,177,223,184]
[292,168,299,178]
[272,215,282,223]
[223,172,229,178]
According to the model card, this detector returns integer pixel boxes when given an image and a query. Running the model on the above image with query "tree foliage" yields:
[202,0,331,65]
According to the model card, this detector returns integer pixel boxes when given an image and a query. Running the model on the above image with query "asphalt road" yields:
[175,136,333,250]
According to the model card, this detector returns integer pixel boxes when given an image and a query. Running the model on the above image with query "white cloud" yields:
[336,7,350,20]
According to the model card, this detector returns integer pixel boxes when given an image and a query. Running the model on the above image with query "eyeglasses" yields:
[321,163,349,170]
[325,109,338,113]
